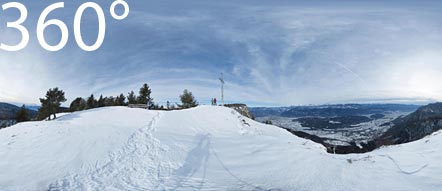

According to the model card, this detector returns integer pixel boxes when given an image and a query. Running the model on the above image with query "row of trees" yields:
[37,84,198,120]
[70,83,154,112]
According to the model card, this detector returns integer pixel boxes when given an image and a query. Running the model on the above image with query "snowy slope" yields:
[0,106,441,191]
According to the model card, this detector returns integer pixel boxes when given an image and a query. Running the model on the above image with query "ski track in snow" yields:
[2,106,441,191]
[46,112,232,191]
[376,154,429,175]
[47,110,275,191]
[48,112,169,191]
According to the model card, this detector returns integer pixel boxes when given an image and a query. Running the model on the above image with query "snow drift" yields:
[0,106,441,191]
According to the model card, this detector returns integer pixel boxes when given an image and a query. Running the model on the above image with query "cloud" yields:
[1,0,442,106]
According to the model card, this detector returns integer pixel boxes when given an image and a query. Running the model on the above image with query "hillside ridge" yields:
[0,106,441,190]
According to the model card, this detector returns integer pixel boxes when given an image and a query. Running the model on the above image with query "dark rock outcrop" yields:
[225,104,254,119]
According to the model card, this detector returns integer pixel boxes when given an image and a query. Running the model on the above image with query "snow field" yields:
[0,106,441,191]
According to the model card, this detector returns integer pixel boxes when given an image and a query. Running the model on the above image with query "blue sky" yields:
[1,0,442,106]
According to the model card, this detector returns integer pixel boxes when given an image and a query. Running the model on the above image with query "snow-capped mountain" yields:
[0,106,441,190]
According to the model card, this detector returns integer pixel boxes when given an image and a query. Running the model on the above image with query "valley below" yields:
[252,104,421,153]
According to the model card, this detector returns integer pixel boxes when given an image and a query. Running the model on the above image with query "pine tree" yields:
[137,83,152,105]
[86,94,97,109]
[104,96,115,106]
[127,91,137,104]
[116,93,126,106]
[37,100,50,121]
[97,95,105,107]
[152,103,160,110]
[16,105,30,122]
[70,97,86,112]
[38,87,67,120]
[178,89,198,109]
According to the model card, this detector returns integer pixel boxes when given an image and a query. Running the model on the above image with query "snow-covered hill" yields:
[0,106,441,191]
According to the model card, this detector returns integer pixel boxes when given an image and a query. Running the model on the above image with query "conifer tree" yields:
[104,96,115,106]
[97,95,105,107]
[137,83,152,105]
[16,105,30,122]
[116,93,126,106]
[70,97,86,112]
[127,91,137,104]
[178,89,198,109]
[37,101,50,121]
[86,94,97,109]
[38,87,67,120]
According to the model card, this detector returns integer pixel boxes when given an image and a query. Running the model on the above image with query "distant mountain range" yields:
[250,104,420,118]
[378,102,442,145]
[25,105,41,111]
[0,102,38,120]
[249,107,292,118]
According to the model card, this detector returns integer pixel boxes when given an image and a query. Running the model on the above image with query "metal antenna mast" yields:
[219,72,225,106]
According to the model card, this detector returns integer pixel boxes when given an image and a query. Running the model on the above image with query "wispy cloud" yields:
[1,0,442,106]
